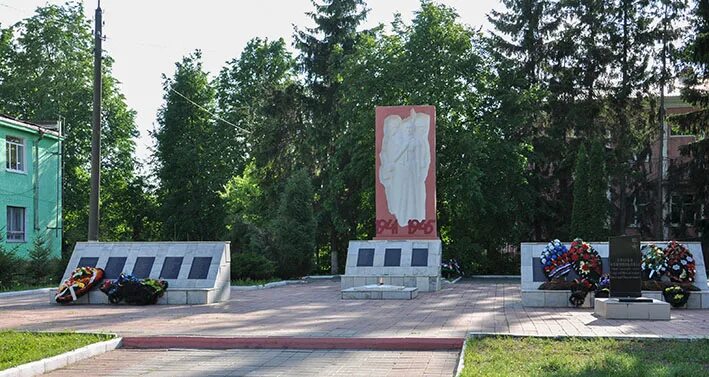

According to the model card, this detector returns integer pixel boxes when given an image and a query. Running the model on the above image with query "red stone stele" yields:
[375,105,437,240]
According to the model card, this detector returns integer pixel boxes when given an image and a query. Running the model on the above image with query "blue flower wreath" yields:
[540,239,572,280]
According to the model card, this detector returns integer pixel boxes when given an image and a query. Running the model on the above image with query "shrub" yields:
[270,169,315,278]
[26,234,56,286]
[0,233,23,289]
[231,252,276,281]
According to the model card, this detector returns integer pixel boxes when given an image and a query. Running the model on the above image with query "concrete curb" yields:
[470,275,520,279]
[466,331,709,340]
[304,275,340,279]
[0,288,51,298]
[453,335,468,377]
[0,336,122,377]
[122,336,464,351]
[444,276,463,285]
[231,280,306,291]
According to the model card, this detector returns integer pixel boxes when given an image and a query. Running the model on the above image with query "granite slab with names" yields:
[51,242,231,305]
[595,236,670,320]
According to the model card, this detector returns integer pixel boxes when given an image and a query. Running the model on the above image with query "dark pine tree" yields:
[294,0,368,273]
[154,51,225,241]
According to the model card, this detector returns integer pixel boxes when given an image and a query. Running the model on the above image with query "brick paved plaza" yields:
[3,279,709,338]
[3,279,709,376]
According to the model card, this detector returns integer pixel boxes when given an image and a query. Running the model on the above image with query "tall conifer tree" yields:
[294,0,368,273]
[154,51,224,240]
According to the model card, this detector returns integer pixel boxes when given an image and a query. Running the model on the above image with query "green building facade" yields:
[0,115,62,258]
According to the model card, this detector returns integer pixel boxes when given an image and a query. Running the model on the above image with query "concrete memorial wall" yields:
[53,241,231,305]
[342,106,442,296]
[520,241,708,308]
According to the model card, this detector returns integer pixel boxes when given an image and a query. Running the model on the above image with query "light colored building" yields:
[0,115,62,258]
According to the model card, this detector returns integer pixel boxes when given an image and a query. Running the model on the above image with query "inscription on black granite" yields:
[132,257,155,278]
[103,257,127,279]
[160,257,184,279]
[610,235,642,298]
[188,257,212,279]
[384,248,402,267]
[356,248,375,267]
[411,248,429,267]
[76,257,99,269]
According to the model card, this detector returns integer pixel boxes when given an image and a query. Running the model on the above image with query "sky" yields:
[0,0,502,165]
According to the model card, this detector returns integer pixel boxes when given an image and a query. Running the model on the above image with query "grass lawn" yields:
[231,278,283,286]
[0,283,53,293]
[0,331,114,370]
[461,336,709,377]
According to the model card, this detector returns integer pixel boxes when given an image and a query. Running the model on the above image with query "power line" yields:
[169,88,251,134]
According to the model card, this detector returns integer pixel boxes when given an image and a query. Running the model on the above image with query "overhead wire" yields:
[169,88,251,135]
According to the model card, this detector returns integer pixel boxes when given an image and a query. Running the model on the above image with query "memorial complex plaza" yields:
[2,0,709,376]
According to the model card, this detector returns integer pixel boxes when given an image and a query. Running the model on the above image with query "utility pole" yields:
[88,1,102,241]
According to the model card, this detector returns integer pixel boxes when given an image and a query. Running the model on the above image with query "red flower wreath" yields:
[664,241,696,283]
[568,238,603,290]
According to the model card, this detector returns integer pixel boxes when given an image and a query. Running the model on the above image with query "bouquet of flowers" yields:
[641,244,667,281]
[664,241,696,283]
[663,285,690,308]
[100,273,169,305]
[594,274,611,298]
[568,238,603,289]
[540,239,572,280]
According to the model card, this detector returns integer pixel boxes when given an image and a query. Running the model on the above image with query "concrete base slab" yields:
[341,285,418,300]
[594,298,670,320]
[49,288,221,305]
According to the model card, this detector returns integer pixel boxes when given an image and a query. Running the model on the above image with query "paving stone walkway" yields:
[3,279,709,338]
[42,349,458,377]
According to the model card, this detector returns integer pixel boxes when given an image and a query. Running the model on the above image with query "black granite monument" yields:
[609,235,642,298]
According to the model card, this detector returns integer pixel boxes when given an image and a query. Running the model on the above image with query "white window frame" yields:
[5,135,26,173]
[6,206,26,243]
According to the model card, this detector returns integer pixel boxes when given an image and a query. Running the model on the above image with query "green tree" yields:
[154,51,225,240]
[271,169,316,278]
[487,0,559,84]
[587,139,609,240]
[26,233,58,285]
[674,0,709,244]
[221,162,273,259]
[215,37,296,181]
[571,144,591,237]
[0,3,146,250]
[606,0,655,234]
[334,3,531,272]
[0,234,22,289]
[295,0,368,273]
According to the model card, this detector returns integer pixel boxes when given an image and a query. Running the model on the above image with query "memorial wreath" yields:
[55,267,104,303]
[641,243,667,281]
[540,239,572,280]
[664,241,696,283]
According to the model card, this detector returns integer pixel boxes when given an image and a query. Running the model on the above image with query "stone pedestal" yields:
[341,239,442,294]
[341,285,418,300]
[594,298,670,320]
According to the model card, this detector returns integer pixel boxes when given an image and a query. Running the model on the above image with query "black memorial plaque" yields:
[356,248,375,267]
[76,257,99,269]
[609,235,642,298]
[132,257,155,278]
[188,257,212,279]
[160,257,184,279]
[103,257,127,279]
[411,248,429,267]
[384,248,402,267]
